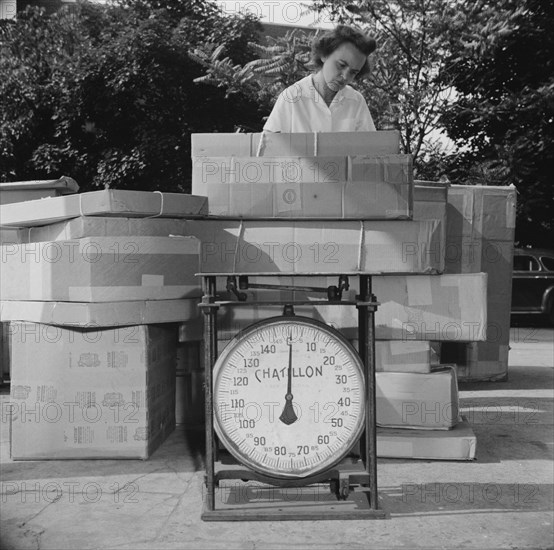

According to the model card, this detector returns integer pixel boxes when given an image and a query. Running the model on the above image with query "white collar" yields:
[302,74,348,105]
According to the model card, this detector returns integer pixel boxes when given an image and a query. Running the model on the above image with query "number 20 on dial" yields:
[213,316,366,479]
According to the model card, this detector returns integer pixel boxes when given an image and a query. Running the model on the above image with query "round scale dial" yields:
[213,316,365,479]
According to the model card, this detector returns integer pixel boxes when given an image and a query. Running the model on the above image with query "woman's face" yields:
[320,42,367,92]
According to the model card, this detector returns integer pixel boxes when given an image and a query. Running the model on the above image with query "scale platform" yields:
[202,459,388,521]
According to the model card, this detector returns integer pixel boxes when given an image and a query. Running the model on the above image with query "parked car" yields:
[511,248,554,324]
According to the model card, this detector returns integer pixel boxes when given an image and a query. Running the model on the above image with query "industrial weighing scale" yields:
[199,273,388,520]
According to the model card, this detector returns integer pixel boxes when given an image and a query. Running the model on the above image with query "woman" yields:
[263,25,377,133]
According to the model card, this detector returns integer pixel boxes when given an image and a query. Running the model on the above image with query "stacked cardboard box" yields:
[0,189,207,459]
[414,182,517,381]
[0,178,80,384]
[0,176,79,205]
[191,131,478,460]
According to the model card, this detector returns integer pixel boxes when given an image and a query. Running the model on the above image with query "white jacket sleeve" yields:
[263,92,291,133]
[355,97,376,132]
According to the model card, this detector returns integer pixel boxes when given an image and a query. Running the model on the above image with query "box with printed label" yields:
[1,236,201,302]
[191,155,413,219]
[9,322,177,459]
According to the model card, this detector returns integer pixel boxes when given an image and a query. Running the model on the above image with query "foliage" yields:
[0,0,263,191]
[191,28,317,119]
[438,0,554,247]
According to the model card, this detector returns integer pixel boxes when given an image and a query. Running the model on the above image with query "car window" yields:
[513,255,540,271]
[540,256,554,271]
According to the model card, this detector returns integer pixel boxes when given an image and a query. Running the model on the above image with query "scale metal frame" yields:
[198,272,388,521]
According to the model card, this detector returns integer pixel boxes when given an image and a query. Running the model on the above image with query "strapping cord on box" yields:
[144,191,164,219]
[256,132,265,157]
[357,221,365,272]
[232,220,245,274]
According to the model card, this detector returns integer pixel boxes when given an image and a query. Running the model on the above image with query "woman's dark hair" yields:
[311,25,376,78]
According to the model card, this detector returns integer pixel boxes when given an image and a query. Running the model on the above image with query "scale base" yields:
[201,482,387,521]
[201,460,388,521]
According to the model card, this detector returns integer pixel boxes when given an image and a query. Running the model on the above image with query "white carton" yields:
[376,367,460,429]
[1,236,201,302]
[377,417,476,460]
[188,219,444,275]
[0,299,200,328]
[0,189,208,227]
[191,155,413,219]
[191,130,401,157]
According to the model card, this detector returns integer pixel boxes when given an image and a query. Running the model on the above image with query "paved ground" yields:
[0,326,552,550]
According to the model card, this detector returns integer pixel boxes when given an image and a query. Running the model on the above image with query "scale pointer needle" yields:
[279,336,298,425]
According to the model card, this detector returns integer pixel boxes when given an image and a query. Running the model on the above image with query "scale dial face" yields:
[213,316,365,479]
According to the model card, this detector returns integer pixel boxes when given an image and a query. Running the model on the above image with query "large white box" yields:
[0,177,79,205]
[376,367,460,429]
[1,236,201,302]
[0,189,207,227]
[8,323,177,459]
[313,273,487,341]
[0,299,200,328]
[350,340,439,373]
[1,216,191,244]
[191,130,401,157]
[191,155,413,219]
[213,273,487,342]
[377,417,476,460]
[443,185,516,381]
[188,219,444,275]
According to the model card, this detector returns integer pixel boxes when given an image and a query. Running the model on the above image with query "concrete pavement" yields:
[0,327,552,550]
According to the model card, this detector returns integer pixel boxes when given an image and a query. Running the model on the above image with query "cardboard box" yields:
[188,218,444,275]
[0,299,201,328]
[414,181,447,221]
[0,189,208,227]
[1,236,201,302]
[9,323,177,459]
[1,189,62,205]
[213,273,487,342]
[0,177,79,205]
[443,185,516,381]
[448,341,510,382]
[2,216,191,244]
[192,155,413,219]
[446,185,516,243]
[376,417,476,460]
[376,367,460,429]
[350,340,439,373]
[191,130,401,157]
[312,273,488,341]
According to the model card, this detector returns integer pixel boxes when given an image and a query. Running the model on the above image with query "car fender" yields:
[541,286,554,313]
